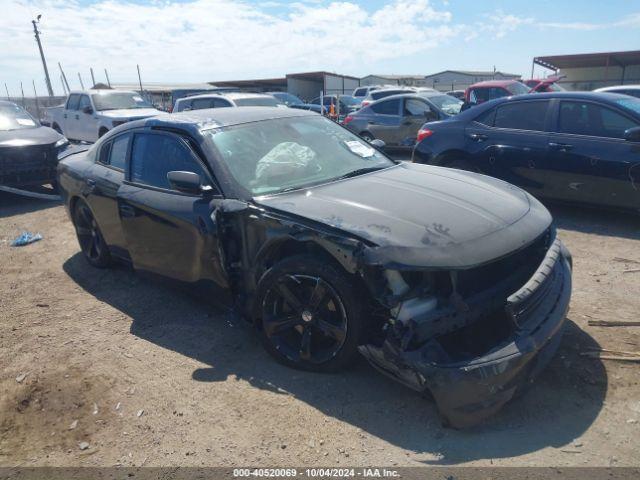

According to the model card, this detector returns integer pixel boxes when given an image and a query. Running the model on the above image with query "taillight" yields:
[416,128,433,142]
[361,100,370,107]
[343,115,354,125]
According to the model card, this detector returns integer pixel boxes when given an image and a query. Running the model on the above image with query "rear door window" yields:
[371,99,400,115]
[558,101,638,139]
[403,98,430,116]
[354,88,367,97]
[213,99,232,108]
[493,101,550,131]
[190,98,214,110]
[107,134,130,170]
[129,133,209,191]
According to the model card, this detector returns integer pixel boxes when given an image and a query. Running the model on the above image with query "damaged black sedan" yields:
[57,107,572,427]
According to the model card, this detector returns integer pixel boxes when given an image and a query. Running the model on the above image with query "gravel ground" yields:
[1,189,639,467]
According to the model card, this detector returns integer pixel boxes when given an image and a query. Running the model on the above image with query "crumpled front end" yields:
[359,230,572,428]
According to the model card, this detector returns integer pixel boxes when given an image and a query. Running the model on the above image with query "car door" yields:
[117,130,229,291]
[399,98,437,147]
[63,94,81,139]
[546,99,640,208]
[367,98,402,145]
[464,100,551,196]
[83,132,130,260]
[76,94,96,142]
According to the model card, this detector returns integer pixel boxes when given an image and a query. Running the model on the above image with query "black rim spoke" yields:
[263,314,300,337]
[316,318,346,342]
[299,327,312,360]
[308,280,328,311]
[276,281,304,314]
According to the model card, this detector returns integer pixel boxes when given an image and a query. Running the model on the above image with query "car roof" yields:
[68,89,138,95]
[468,80,524,88]
[121,106,316,134]
[179,92,274,102]
[595,85,640,91]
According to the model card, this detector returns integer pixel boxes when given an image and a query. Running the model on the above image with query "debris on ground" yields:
[613,257,640,264]
[69,420,78,430]
[581,349,640,362]
[622,268,640,274]
[588,320,640,327]
[15,373,28,383]
[78,442,89,450]
[136,409,144,417]
[93,403,99,415]
[11,232,42,247]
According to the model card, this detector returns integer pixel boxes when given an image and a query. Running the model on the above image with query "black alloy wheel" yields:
[257,255,362,372]
[73,201,111,267]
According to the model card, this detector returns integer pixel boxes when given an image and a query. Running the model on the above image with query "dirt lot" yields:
[1,189,639,467]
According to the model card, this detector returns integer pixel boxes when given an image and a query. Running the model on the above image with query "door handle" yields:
[119,204,136,218]
[369,121,379,125]
[468,133,488,141]
[63,113,67,119]
[75,114,79,120]
[83,178,96,195]
[549,142,573,151]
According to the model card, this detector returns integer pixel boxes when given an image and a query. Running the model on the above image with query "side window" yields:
[494,101,549,131]
[474,108,496,126]
[191,98,214,110]
[130,133,209,191]
[108,134,130,170]
[67,94,80,110]
[97,142,112,166]
[213,99,232,108]
[558,101,637,139]
[371,99,400,115]
[404,99,429,116]
[354,88,366,97]
[78,95,91,111]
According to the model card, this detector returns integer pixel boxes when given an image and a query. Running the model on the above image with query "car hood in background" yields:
[255,163,552,269]
[99,108,162,119]
[0,126,62,147]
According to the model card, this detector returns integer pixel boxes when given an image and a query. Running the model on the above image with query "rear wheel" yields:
[72,200,111,268]
[255,255,363,372]
[360,131,374,143]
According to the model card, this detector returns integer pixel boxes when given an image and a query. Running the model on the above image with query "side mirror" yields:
[167,170,207,194]
[370,139,386,149]
[82,105,93,114]
[624,127,640,142]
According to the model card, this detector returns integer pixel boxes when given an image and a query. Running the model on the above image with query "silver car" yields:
[343,92,463,148]
[174,92,283,112]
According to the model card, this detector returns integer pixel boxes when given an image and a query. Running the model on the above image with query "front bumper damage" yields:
[359,235,572,428]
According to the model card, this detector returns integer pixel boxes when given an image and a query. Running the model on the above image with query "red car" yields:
[464,80,531,104]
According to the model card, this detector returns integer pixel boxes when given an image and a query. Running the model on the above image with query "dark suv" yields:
[413,92,640,211]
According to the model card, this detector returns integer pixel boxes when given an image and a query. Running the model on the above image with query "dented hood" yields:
[255,163,552,269]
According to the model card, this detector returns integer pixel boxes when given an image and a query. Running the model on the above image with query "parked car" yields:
[446,90,465,100]
[352,85,383,100]
[266,92,305,106]
[525,76,565,93]
[0,100,69,189]
[173,92,282,112]
[310,95,361,112]
[343,92,462,148]
[57,107,572,428]
[360,87,417,107]
[464,80,531,106]
[594,85,640,99]
[42,90,162,143]
[413,92,640,211]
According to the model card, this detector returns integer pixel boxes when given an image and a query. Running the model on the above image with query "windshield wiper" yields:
[334,166,387,181]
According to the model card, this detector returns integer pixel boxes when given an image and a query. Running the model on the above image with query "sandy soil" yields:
[1,190,639,467]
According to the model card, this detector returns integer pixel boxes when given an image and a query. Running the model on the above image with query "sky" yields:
[1,0,639,96]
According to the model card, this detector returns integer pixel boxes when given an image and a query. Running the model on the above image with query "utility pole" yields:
[104,68,112,88]
[90,67,96,87]
[33,80,41,119]
[31,15,54,97]
[136,64,144,93]
[77,72,85,90]
[4,83,10,100]
[58,62,70,92]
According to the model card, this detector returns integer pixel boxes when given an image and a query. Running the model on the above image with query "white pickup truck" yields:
[42,89,162,143]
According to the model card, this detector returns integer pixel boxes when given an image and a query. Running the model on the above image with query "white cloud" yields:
[538,12,640,30]
[1,0,463,93]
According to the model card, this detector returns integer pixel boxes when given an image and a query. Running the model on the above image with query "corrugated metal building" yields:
[533,50,640,91]
[422,70,521,91]
[360,74,427,87]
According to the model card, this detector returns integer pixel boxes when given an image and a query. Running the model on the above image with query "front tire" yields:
[255,254,363,373]
[72,200,111,268]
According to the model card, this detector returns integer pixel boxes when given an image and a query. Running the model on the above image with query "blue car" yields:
[412,92,640,212]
